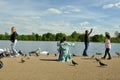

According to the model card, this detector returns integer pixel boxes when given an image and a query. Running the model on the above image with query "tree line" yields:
[0,31,120,43]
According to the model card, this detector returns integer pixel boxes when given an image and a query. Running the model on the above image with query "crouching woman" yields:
[59,37,75,62]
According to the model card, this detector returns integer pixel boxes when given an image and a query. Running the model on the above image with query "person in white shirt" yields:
[10,26,19,57]
[102,33,111,60]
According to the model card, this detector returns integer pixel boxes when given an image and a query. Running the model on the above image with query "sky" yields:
[0,0,120,36]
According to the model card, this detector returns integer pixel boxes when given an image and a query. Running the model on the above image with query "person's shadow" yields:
[40,59,58,62]
[81,57,93,60]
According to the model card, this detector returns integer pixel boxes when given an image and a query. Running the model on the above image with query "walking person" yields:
[102,33,111,60]
[10,26,19,57]
[83,28,93,56]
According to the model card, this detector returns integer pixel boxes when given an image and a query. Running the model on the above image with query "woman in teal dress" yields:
[57,39,63,61]
[58,37,75,62]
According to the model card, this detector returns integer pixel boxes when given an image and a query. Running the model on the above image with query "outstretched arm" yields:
[88,28,93,35]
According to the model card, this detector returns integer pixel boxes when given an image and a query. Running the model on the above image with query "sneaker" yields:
[83,54,88,56]
[107,58,111,60]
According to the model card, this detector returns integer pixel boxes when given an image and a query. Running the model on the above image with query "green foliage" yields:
[0,33,10,40]
[42,32,55,41]
[91,34,104,42]
[78,34,84,42]
[111,37,120,43]
[0,31,120,43]
[55,33,66,41]
[115,31,120,38]
[71,31,80,41]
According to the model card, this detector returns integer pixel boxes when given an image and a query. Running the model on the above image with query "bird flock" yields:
[71,55,108,67]
[1,50,120,69]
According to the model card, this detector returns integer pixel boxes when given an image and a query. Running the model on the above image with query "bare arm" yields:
[88,28,93,35]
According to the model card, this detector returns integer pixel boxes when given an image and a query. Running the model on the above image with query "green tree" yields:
[78,34,84,42]
[91,34,104,42]
[115,31,120,38]
[55,33,66,41]
[31,32,36,41]
[4,32,10,40]
[42,32,55,41]
[20,35,28,40]
[0,31,120,43]
[71,31,80,41]
[35,34,42,41]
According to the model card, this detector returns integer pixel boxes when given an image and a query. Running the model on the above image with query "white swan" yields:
[40,51,49,55]
[0,49,5,53]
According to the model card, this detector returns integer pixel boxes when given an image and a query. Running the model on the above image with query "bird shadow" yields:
[18,62,25,63]
[40,59,58,62]
[81,57,94,60]
[97,66,107,68]
[69,64,77,67]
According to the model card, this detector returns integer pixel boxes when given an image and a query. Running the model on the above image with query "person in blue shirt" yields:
[83,28,93,56]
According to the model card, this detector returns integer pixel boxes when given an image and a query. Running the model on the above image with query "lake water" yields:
[0,40,120,55]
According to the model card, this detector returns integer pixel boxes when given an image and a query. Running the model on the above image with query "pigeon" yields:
[35,53,39,56]
[18,50,24,56]
[99,61,107,66]
[96,53,102,55]
[24,54,28,57]
[91,55,95,59]
[47,53,49,56]
[95,57,100,62]
[21,58,25,63]
[72,54,77,57]
[54,54,57,56]
[72,60,78,66]
[0,61,3,69]
[115,52,120,57]
[0,53,4,59]
[26,57,30,60]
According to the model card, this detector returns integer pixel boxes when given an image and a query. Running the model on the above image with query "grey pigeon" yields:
[72,60,78,66]
[0,61,3,69]
[96,53,102,55]
[54,54,57,56]
[99,61,107,66]
[47,53,49,56]
[72,54,77,57]
[115,52,120,57]
[95,57,100,62]
[91,55,95,59]
[21,58,25,63]
[18,50,24,56]
[35,53,39,56]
